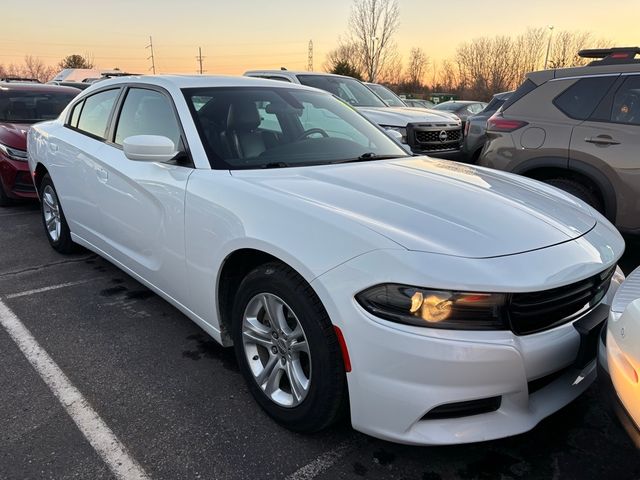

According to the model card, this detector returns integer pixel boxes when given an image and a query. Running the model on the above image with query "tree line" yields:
[325,0,612,100]
[0,54,94,83]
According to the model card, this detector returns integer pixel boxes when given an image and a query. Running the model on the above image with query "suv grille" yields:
[406,123,462,153]
[415,130,461,143]
[509,267,615,335]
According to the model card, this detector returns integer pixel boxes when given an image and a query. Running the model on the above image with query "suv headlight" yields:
[382,126,407,143]
[356,284,507,330]
[0,143,28,162]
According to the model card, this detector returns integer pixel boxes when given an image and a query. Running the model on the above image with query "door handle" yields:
[584,136,620,146]
[96,168,109,183]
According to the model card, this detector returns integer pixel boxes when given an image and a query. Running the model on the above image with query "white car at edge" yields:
[28,75,625,445]
[599,266,640,447]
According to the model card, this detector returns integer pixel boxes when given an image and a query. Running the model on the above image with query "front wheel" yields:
[39,174,78,254]
[232,262,347,432]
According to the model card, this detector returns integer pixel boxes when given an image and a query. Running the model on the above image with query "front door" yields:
[93,86,194,304]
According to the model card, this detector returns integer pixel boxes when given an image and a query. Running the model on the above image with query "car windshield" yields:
[367,84,405,107]
[0,89,77,123]
[183,86,408,170]
[295,75,387,108]
[432,102,461,111]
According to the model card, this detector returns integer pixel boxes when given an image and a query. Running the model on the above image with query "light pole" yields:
[544,25,554,70]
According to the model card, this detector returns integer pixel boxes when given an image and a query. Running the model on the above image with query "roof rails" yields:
[0,77,41,83]
[579,47,640,65]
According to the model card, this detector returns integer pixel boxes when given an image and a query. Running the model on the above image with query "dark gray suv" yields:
[480,47,640,235]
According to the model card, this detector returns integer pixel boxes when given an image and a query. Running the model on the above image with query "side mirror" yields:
[385,129,403,143]
[123,135,177,162]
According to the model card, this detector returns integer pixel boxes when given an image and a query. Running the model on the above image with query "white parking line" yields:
[0,299,151,480]
[284,441,353,480]
[4,278,100,299]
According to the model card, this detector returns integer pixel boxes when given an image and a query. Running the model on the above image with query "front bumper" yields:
[598,361,640,448]
[311,223,624,445]
[0,155,36,199]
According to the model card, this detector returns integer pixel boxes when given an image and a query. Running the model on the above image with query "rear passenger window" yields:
[76,89,120,139]
[68,100,83,128]
[611,76,640,125]
[554,77,616,120]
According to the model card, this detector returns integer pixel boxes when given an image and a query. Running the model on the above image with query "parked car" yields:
[599,265,640,448]
[0,77,41,84]
[29,75,626,445]
[0,82,79,205]
[461,91,512,163]
[479,47,640,235]
[432,100,487,129]
[365,82,406,107]
[404,98,435,109]
[244,70,462,158]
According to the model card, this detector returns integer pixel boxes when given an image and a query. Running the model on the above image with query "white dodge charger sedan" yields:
[28,75,625,445]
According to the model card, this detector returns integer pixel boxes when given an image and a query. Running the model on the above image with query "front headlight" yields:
[0,142,28,162]
[382,126,407,143]
[356,284,507,330]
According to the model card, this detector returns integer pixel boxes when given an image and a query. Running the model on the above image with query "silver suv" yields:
[479,47,640,235]
[244,70,462,158]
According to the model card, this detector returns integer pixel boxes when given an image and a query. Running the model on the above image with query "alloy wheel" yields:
[42,185,61,242]
[242,293,312,408]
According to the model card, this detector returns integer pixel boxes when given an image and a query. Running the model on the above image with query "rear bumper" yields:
[0,156,36,199]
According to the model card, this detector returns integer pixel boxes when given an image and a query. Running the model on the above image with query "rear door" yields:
[92,85,194,304]
[570,74,640,226]
[52,87,122,244]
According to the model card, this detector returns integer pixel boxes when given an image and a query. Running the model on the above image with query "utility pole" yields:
[146,36,156,74]
[307,40,313,71]
[196,47,205,74]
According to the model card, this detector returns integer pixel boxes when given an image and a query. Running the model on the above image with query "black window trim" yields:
[109,83,195,168]
[63,87,124,142]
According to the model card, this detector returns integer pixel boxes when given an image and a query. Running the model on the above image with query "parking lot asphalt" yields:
[0,202,639,480]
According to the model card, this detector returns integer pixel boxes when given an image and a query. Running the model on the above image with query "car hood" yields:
[0,123,29,150]
[234,158,597,258]
[356,106,460,127]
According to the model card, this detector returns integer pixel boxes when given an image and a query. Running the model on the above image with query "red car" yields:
[0,83,79,205]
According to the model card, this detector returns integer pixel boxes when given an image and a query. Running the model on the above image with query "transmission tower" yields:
[196,47,206,74]
[307,40,313,71]
[146,36,156,74]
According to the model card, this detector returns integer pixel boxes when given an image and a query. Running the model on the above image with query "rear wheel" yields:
[39,174,78,254]
[544,177,604,213]
[232,262,347,432]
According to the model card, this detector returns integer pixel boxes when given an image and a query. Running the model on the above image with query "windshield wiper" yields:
[262,162,290,169]
[330,153,405,164]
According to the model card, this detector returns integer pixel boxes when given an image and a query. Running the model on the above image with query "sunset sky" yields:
[3,0,638,75]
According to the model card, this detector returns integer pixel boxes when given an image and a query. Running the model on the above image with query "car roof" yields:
[87,74,322,91]
[245,70,355,80]
[0,82,81,94]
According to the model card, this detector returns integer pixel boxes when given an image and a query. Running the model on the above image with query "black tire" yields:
[544,177,604,213]
[38,174,78,254]
[232,262,347,433]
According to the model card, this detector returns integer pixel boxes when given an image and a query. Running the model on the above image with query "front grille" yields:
[13,172,36,193]
[415,129,461,143]
[509,267,615,335]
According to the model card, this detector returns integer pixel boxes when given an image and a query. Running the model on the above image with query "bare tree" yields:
[324,41,363,78]
[24,56,57,82]
[512,28,547,84]
[548,31,612,68]
[404,47,429,88]
[348,0,400,82]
